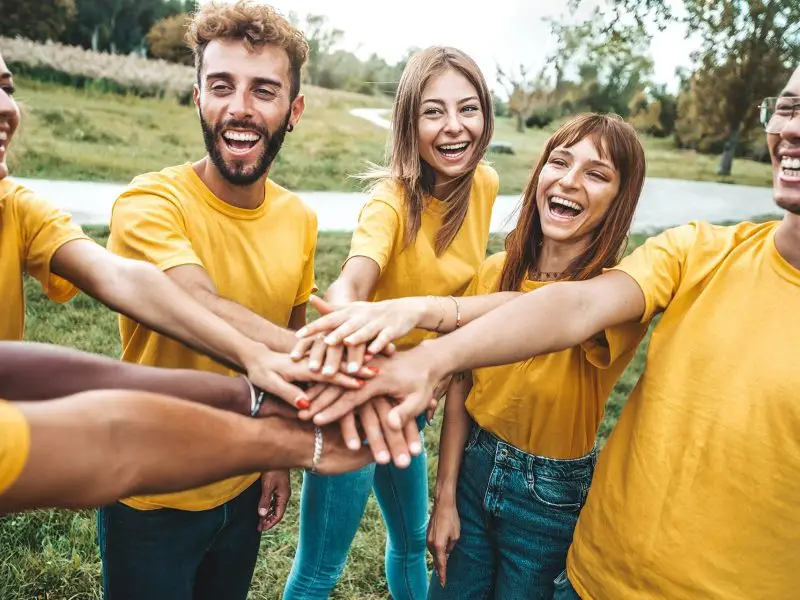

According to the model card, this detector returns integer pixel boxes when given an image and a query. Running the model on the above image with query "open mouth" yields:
[221,129,262,155]
[547,195,585,220]
[436,141,470,162]
[780,156,800,178]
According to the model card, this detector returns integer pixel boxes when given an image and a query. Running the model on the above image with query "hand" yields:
[309,346,445,431]
[427,374,453,423]
[299,385,423,468]
[295,296,420,357]
[427,498,461,588]
[257,470,291,532]
[243,347,376,409]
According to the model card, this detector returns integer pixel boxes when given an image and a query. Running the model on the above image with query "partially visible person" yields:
[99,3,329,598]
[309,67,800,600]
[284,46,497,600]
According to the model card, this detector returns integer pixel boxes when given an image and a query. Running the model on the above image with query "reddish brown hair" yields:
[499,113,645,291]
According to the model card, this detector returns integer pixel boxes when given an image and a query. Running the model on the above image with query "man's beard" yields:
[199,109,290,186]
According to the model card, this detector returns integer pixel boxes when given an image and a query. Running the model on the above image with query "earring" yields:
[287,123,294,132]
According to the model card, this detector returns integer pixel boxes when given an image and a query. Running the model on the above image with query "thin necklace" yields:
[530,270,565,282]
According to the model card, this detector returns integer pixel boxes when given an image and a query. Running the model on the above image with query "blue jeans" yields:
[553,569,582,599]
[284,434,429,599]
[428,424,595,600]
[97,480,261,600]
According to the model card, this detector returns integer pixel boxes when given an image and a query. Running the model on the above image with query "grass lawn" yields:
[10,77,773,194]
[0,213,782,598]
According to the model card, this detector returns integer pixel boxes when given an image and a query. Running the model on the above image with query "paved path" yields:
[15,176,777,233]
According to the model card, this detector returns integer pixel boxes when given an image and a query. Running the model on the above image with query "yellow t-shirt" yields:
[108,163,317,511]
[0,400,31,497]
[0,179,88,341]
[568,220,800,600]
[465,252,647,458]
[348,163,498,349]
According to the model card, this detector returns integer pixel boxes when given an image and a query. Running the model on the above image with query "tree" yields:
[302,14,344,87]
[61,0,189,54]
[0,0,76,42]
[496,64,550,132]
[573,0,800,175]
[147,13,192,64]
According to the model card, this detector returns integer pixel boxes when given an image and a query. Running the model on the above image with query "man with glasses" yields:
[318,67,800,599]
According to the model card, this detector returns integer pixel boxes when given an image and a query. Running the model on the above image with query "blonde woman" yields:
[284,47,498,599]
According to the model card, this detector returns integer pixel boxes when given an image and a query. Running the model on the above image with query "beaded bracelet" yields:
[311,426,324,472]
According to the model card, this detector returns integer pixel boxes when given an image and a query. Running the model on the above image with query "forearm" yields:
[103,261,272,369]
[2,391,313,513]
[428,283,591,378]
[0,342,248,414]
[325,275,368,304]
[415,292,522,333]
[435,374,473,503]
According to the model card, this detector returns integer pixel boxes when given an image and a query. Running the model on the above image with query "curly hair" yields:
[186,0,309,99]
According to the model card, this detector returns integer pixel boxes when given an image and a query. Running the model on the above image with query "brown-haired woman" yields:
[284,46,498,599]
[297,113,648,598]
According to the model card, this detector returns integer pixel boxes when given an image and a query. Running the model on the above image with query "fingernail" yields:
[324,336,336,345]
[377,451,391,463]
[347,362,359,374]
[309,361,320,371]
[396,453,410,467]
[296,328,307,338]
[290,351,301,359]
[258,507,267,516]
[322,365,336,376]
[409,441,422,455]
[368,367,380,375]
[356,379,366,388]
[347,438,361,450]
[295,396,310,410]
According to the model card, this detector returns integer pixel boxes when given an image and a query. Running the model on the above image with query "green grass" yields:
[0,216,781,598]
[9,77,773,194]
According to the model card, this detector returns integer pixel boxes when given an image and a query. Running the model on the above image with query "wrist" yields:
[417,296,443,330]
[417,338,455,382]
[230,375,252,416]
[434,484,457,506]
[250,418,316,470]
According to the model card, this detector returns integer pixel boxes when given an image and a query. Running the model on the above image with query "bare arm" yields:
[311,271,647,428]
[51,240,267,371]
[1,390,373,514]
[163,263,298,353]
[0,342,296,419]
[434,373,473,504]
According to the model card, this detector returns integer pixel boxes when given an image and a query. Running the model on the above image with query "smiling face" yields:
[0,54,20,181]
[417,68,485,189]
[769,67,800,214]
[535,137,621,244]
[193,39,304,186]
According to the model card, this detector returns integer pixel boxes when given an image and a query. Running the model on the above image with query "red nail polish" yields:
[369,367,380,375]
[356,379,366,388]
[295,397,310,410]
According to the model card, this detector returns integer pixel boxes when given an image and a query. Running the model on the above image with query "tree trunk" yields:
[515,111,525,133]
[717,124,741,176]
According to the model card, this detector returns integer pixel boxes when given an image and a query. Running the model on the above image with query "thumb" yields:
[387,393,428,430]
[310,295,337,316]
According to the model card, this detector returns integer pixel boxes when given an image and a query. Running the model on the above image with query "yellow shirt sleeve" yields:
[15,185,88,302]
[347,194,402,273]
[610,223,698,322]
[294,205,319,306]
[109,191,204,272]
[0,401,31,497]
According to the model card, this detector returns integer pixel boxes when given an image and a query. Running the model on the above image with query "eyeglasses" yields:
[758,96,800,134]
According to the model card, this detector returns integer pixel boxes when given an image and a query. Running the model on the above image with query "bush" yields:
[147,13,192,66]
[525,110,554,129]
[0,0,76,42]
[1,36,194,104]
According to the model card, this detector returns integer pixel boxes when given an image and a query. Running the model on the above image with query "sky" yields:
[258,0,698,96]
[209,0,698,96]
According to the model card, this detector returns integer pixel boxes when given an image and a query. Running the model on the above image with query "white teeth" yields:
[549,196,583,212]
[439,142,469,151]
[784,169,800,177]
[223,131,260,142]
[781,157,800,169]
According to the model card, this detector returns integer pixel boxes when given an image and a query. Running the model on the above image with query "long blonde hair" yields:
[359,47,494,255]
